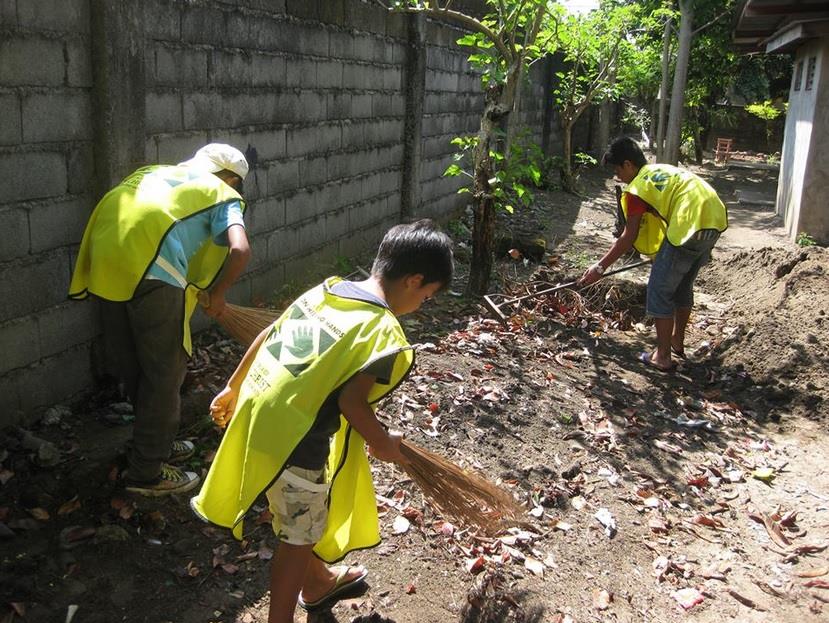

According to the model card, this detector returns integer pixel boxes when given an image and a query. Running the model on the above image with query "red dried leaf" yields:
[691,514,724,529]
[466,556,486,574]
[687,476,710,489]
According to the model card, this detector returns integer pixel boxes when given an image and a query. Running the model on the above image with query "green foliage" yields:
[333,255,354,276]
[745,100,785,121]
[745,100,786,151]
[621,103,651,134]
[443,128,548,214]
[445,219,469,239]
[551,3,636,115]
[796,232,817,247]
[450,0,550,88]
[710,106,738,129]
[573,152,597,167]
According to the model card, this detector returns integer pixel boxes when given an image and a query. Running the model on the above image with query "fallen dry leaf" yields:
[466,556,486,574]
[28,508,49,521]
[691,513,725,530]
[805,580,829,589]
[524,557,544,577]
[795,566,829,578]
[654,439,683,456]
[752,467,775,483]
[672,587,704,610]
[57,497,81,516]
[748,511,791,549]
[592,588,611,610]
[727,588,766,611]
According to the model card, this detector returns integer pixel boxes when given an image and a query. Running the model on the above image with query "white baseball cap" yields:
[179,143,249,180]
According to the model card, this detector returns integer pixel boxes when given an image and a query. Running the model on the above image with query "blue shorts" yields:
[646,233,718,318]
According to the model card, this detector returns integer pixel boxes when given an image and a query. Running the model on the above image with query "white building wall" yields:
[777,38,829,243]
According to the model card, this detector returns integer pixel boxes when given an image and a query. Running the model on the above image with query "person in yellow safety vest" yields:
[191,220,453,622]
[579,136,728,371]
[68,144,252,495]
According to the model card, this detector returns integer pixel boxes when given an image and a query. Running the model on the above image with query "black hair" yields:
[371,219,454,289]
[603,136,647,168]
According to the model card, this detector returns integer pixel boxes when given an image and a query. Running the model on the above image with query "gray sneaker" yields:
[168,439,195,464]
[125,463,200,497]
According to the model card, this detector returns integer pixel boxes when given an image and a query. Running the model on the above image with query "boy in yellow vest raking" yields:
[191,220,454,622]
[579,137,728,371]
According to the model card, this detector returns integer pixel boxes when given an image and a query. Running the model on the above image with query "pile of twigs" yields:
[400,440,524,535]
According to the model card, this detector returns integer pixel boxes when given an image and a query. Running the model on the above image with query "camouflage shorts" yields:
[266,465,329,545]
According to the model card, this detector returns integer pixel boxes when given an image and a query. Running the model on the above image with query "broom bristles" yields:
[399,440,524,534]
[216,303,281,346]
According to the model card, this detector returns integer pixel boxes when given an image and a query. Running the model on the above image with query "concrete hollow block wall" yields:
[0,0,565,426]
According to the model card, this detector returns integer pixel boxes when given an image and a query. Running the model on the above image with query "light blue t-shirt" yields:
[146,200,245,288]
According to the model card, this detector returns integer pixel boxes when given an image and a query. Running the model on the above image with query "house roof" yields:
[733,0,829,53]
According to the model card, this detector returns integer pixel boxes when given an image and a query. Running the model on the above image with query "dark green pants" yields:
[99,280,188,481]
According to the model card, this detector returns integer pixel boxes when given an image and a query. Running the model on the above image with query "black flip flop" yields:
[639,351,677,372]
[298,566,369,612]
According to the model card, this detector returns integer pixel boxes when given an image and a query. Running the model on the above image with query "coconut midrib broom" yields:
[399,440,525,535]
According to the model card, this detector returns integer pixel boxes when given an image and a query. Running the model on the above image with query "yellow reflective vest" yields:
[191,277,415,563]
[68,165,245,354]
[621,164,728,256]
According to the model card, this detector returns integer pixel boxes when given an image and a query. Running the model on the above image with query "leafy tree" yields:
[379,1,550,295]
[549,1,635,192]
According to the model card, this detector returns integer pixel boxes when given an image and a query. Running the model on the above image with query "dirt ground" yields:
[2,159,828,623]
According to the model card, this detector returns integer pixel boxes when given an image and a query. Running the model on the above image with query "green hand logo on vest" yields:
[265,304,337,377]
[641,170,671,192]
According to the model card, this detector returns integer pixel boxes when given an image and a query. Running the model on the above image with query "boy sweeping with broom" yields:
[191,220,453,622]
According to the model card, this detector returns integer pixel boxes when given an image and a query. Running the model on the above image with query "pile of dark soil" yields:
[700,245,829,417]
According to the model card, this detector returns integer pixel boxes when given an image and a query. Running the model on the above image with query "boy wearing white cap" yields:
[69,144,252,495]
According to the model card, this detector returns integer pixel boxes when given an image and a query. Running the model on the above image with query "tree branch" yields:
[692,7,730,36]
[378,1,513,63]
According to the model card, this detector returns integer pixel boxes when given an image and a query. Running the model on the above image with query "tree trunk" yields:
[596,63,614,154]
[468,98,497,296]
[691,109,703,164]
[504,63,525,162]
[561,118,575,192]
[664,0,693,165]
[649,98,659,149]
[468,65,519,295]
[656,17,672,162]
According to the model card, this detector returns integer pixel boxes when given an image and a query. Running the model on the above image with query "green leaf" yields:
[443,164,463,177]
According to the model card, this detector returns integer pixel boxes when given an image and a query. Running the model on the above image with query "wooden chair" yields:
[714,138,733,164]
